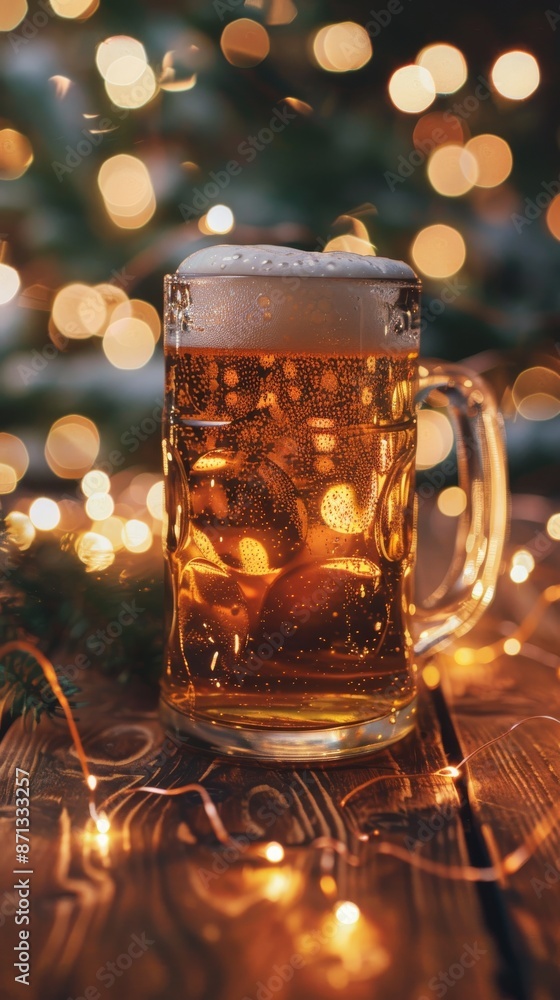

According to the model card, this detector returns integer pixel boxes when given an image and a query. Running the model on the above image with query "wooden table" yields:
[1,535,559,1000]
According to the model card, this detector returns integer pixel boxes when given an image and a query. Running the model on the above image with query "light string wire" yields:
[1,578,560,880]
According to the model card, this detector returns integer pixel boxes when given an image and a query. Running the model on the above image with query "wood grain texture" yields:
[0,670,503,1000]
[443,572,560,1000]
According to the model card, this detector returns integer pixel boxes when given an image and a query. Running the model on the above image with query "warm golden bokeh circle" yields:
[416,410,454,469]
[417,43,467,94]
[0,263,21,305]
[45,415,100,478]
[52,283,107,339]
[411,224,466,278]
[110,299,161,341]
[313,22,372,73]
[491,50,540,100]
[0,432,29,479]
[0,0,28,32]
[427,144,478,197]
[388,65,436,113]
[512,367,560,420]
[466,134,513,188]
[546,195,560,240]
[0,128,33,180]
[102,317,155,369]
[220,18,270,68]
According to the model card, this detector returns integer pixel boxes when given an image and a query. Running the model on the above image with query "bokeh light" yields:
[512,549,535,573]
[312,22,372,73]
[102,317,155,369]
[204,204,235,235]
[411,224,466,278]
[76,531,115,571]
[416,410,454,469]
[98,154,156,229]
[220,18,270,68]
[0,128,33,180]
[466,134,513,188]
[5,511,35,550]
[427,144,478,197]
[437,486,467,516]
[105,65,158,110]
[29,498,61,531]
[510,563,529,584]
[0,264,21,305]
[0,464,17,494]
[122,519,152,553]
[512,367,560,420]
[110,298,161,341]
[51,0,99,18]
[81,470,111,497]
[388,65,436,113]
[417,44,467,94]
[491,51,540,100]
[92,515,125,551]
[267,0,297,25]
[503,637,521,656]
[0,432,29,480]
[334,901,361,925]
[264,842,285,863]
[96,36,147,82]
[546,513,560,540]
[85,492,115,520]
[413,112,465,150]
[45,415,100,478]
[146,480,164,520]
[0,1,28,32]
[546,195,560,240]
[52,283,107,338]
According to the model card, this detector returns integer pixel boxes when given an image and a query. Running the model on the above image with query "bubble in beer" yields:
[261,557,388,664]
[179,559,249,674]
[189,449,307,573]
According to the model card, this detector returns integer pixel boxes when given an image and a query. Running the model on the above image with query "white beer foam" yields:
[171,245,419,353]
[177,244,417,281]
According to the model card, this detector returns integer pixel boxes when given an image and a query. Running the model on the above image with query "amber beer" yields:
[162,246,507,760]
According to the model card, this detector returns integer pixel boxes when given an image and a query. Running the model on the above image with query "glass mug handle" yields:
[413,360,509,655]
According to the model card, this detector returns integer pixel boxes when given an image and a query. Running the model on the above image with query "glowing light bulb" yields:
[95,814,110,834]
[264,842,285,863]
[334,900,361,925]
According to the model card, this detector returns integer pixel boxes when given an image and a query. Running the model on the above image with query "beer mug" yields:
[161,246,507,761]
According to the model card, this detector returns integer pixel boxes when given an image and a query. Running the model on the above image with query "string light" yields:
[452,584,560,666]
